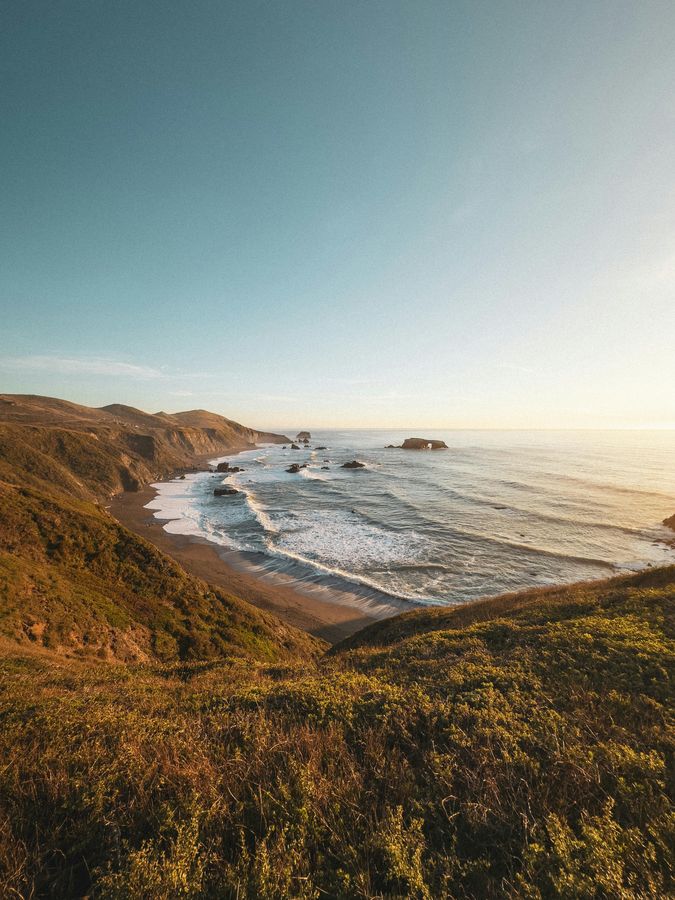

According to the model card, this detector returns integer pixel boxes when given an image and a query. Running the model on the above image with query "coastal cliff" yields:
[0,393,290,497]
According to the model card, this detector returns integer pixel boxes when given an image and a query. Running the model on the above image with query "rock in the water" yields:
[179,474,186,479]
[216,461,244,472]
[384,444,397,449]
[286,463,301,473]
[341,460,366,469]
[400,438,448,450]
[316,446,327,450]
[290,443,300,450]
[663,513,675,531]
[296,431,311,441]
[214,487,239,496]
[321,466,330,470]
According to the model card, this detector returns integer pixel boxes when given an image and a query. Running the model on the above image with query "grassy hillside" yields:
[0,565,672,897]
[0,478,322,662]
[0,394,672,897]
[0,394,290,496]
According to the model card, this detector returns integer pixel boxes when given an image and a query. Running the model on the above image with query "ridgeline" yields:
[0,395,672,897]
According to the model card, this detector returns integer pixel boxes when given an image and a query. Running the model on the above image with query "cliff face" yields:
[0,394,290,497]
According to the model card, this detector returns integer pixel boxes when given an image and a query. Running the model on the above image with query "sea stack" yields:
[400,438,448,450]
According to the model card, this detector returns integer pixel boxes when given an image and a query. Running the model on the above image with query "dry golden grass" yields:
[0,565,672,897]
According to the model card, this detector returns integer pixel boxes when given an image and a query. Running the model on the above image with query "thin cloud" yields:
[0,355,164,379]
[0,355,211,381]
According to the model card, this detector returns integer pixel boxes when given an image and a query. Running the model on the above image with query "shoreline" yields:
[109,447,675,647]
[110,477,388,644]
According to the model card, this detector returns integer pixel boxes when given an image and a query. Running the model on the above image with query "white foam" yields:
[146,474,200,520]
[142,432,675,607]
[270,508,423,569]
[237,484,279,535]
[299,466,330,482]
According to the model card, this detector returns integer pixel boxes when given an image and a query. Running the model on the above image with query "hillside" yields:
[0,564,672,897]
[0,394,290,496]
[0,394,672,897]
[0,477,322,663]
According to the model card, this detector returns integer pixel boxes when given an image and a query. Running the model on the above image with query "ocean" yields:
[146,429,675,612]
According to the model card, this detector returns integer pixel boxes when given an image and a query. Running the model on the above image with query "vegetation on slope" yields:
[0,479,321,662]
[0,566,672,897]
[0,394,290,495]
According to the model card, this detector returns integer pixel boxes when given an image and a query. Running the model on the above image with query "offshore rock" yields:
[401,438,448,450]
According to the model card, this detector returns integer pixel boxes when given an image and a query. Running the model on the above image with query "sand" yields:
[110,486,380,644]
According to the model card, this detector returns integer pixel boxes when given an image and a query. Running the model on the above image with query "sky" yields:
[1,1,674,430]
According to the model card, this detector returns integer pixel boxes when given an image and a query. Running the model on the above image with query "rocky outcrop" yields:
[400,438,448,450]
[296,432,311,441]
[286,462,310,474]
[123,432,158,461]
[663,513,675,531]
[341,460,366,469]
[214,487,239,496]
[216,462,243,473]
[316,446,327,450]
[291,443,300,450]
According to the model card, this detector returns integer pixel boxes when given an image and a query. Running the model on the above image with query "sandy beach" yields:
[110,485,380,644]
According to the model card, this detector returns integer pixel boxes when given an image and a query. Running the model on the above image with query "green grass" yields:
[0,567,672,898]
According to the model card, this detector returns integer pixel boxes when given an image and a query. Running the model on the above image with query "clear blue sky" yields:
[1,1,674,428]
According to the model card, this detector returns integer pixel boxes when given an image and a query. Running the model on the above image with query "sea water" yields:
[146,430,675,609]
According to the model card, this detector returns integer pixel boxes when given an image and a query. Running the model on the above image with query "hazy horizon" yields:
[2,2,674,429]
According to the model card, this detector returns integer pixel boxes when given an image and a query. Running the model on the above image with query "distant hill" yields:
[0,393,290,497]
